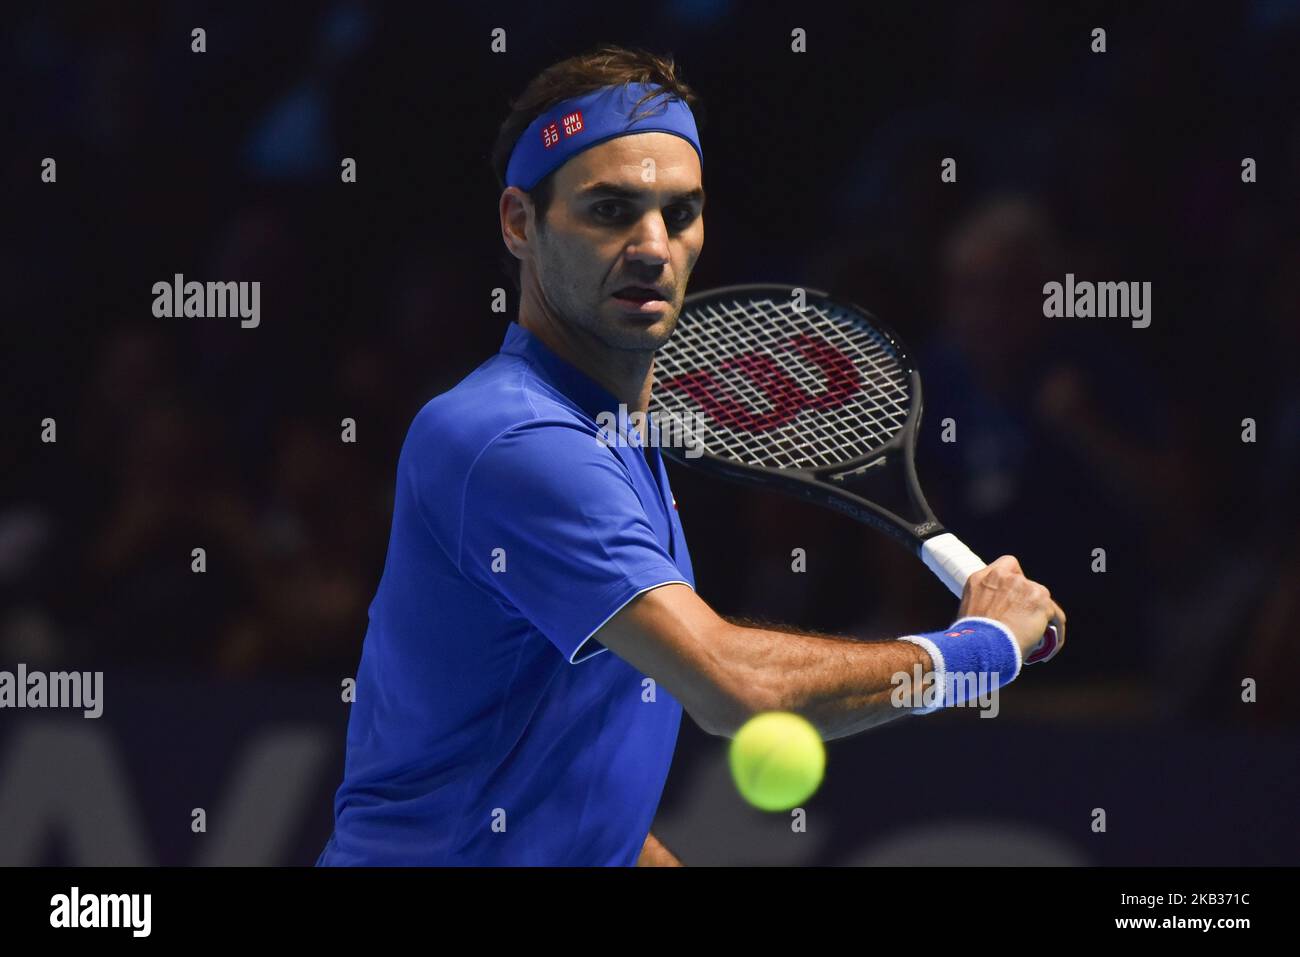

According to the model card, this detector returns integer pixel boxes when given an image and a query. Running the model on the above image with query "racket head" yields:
[649,283,942,550]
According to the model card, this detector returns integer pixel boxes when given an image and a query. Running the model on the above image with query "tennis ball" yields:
[729,711,826,811]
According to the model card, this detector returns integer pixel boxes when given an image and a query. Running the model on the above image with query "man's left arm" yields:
[637,831,683,866]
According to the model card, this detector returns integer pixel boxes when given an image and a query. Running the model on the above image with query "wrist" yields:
[897,617,1022,713]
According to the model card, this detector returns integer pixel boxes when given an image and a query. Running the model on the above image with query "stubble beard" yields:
[536,254,680,356]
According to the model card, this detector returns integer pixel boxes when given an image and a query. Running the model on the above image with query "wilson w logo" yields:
[658,334,861,433]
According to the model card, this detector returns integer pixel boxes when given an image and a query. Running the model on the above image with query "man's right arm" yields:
[594,582,935,739]
[592,556,1065,740]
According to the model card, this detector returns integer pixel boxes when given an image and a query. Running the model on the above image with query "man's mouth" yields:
[612,285,669,303]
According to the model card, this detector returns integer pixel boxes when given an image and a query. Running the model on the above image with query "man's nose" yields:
[624,213,671,264]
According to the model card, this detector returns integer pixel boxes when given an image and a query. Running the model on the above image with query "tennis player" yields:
[318,45,1065,867]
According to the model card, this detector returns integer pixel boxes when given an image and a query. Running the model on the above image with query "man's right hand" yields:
[955,555,1067,659]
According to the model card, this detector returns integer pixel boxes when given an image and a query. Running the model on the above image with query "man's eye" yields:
[592,202,697,227]
[668,206,696,227]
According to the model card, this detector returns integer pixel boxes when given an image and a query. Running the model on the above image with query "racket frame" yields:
[652,283,948,560]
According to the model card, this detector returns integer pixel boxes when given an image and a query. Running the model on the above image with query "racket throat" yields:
[824,455,939,541]
[827,456,888,481]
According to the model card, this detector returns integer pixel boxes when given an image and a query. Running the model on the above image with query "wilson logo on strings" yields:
[658,334,862,433]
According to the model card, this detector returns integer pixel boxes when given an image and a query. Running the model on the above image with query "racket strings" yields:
[651,294,912,470]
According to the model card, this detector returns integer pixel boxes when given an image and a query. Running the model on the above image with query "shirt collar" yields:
[499,321,628,423]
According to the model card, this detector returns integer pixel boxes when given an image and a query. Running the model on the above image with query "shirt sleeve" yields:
[436,420,690,663]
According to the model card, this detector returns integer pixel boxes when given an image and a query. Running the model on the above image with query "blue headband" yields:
[505,82,703,191]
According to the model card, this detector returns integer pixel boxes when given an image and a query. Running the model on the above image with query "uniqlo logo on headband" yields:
[561,111,584,137]
[541,122,560,149]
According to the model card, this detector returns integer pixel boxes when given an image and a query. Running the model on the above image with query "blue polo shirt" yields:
[317,321,695,866]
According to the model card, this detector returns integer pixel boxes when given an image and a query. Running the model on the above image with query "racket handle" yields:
[919,533,1058,663]
[920,532,985,598]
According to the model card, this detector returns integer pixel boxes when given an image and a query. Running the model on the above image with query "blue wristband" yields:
[898,617,1022,712]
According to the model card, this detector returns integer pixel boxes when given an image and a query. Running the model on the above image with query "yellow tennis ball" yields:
[729,711,826,811]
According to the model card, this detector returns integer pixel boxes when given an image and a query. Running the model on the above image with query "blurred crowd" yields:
[3,2,1296,729]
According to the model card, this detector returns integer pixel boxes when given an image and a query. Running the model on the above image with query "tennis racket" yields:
[649,283,1060,663]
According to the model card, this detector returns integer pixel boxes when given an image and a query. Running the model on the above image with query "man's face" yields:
[528,131,704,352]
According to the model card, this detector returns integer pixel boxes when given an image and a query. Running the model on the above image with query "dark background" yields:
[2,1,1297,865]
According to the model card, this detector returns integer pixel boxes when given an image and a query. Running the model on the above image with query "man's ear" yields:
[499,187,535,260]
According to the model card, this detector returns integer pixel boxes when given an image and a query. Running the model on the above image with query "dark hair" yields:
[490,44,704,291]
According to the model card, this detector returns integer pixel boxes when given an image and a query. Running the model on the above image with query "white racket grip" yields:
[920,532,986,598]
